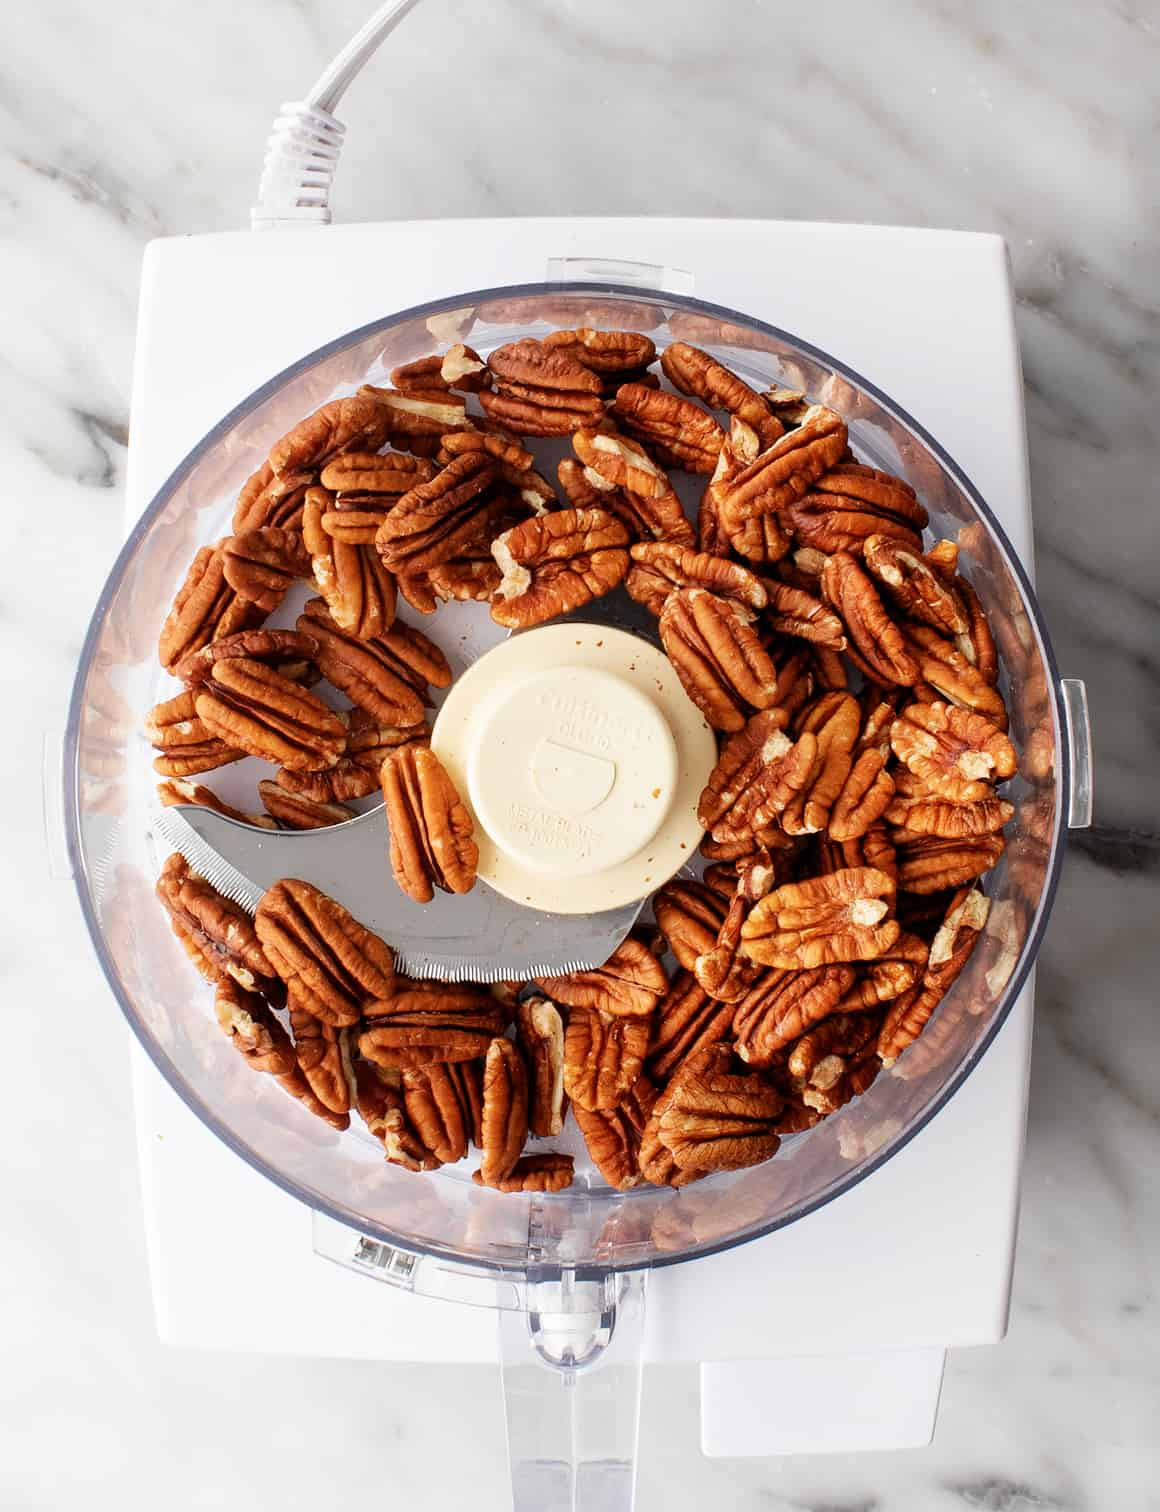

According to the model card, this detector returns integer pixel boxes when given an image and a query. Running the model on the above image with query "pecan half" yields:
[222,527,312,613]
[360,982,505,1069]
[878,888,990,1064]
[474,1154,574,1193]
[557,455,694,546]
[740,866,900,969]
[357,386,469,450]
[659,588,781,732]
[563,1007,652,1111]
[572,1077,659,1190]
[781,692,861,836]
[863,535,968,637]
[390,344,489,393]
[481,339,606,435]
[490,507,630,628]
[374,452,502,574]
[895,834,1006,894]
[660,342,781,445]
[890,701,1016,801]
[801,1044,880,1115]
[718,406,847,525]
[156,854,280,996]
[288,1006,351,1115]
[626,542,766,617]
[573,426,678,501]
[257,780,352,829]
[146,689,244,776]
[194,657,347,772]
[653,881,727,971]
[829,747,895,841]
[278,1066,350,1131]
[905,625,1009,728]
[353,1060,439,1169]
[381,744,478,903]
[537,937,667,1020]
[303,487,397,639]
[542,328,656,373]
[515,996,566,1138]
[157,543,264,673]
[298,597,449,727]
[819,552,919,686]
[233,465,313,534]
[438,426,533,472]
[612,383,725,473]
[268,396,392,477]
[402,1061,484,1164]
[656,1043,783,1172]
[956,578,1000,682]
[637,1058,713,1188]
[763,581,846,649]
[477,1037,530,1186]
[255,878,395,1027]
[693,859,771,1002]
[697,713,817,840]
[787,1009,882,1088]
[276,708,428,803]
[646,971,737,1082]
[885,791,1015,839]
[214,978,296,1077]
[818,824,898,889]
[787,462,928,555]
[320,449,438,499]
[173,627,320,685]
[732,964,856,1065]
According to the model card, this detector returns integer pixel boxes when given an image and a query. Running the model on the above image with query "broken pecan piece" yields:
[477,1037,530,1186]
[145,689,244,776]
[697,712,816,840]
[381,744,478,903]
[656,1042,783,1172]
[360,982,505,1069]
[374,452,502,574]
[278,1066,350,1131]
[173,627,320,685]
[537,937,667,1020]
[653,881,727,972]
[626,542,766,617]
[390,344,489,394]
[276,708,428,804]
[268,396,392,477]
[474,1154,574,1193]
[222,527,312,614]
[194,656,347,772]
[402,1061,484,1164]
[718,406,847,525]
[357,386,469,450]
[781,692,861,837]
[558,455,694,546]
[563,1007,652,1112]
[820,552,919,686]
[572,1077,659,1190]
[298,597,449,727]
[895,833,1006,894]
[158,778,273,828]
[905,625,1009,728]
[612,382,725,473]
[693,858,770,1002]
[288,1006,351,1115]
[214,978,296,1076]
[787,462,927,555]
[353,1060,439,1170]
[255,878,395,1027]
[514,996,567,1138]
[645,972,737,1082]
[157,543,264,674]
[156,853,279,996]
[490,507,630,628]
[878,888,990,1064]
[763,580,846,649]
[659,588,781,732]
[740,866,900,969]
[828,747,895,842]
[890,701,1016,802]
[732,964,857,1065]
[542,328,656,373]
[787,1009,882,1088]
[303,487,397,639]
[660,342,781,446]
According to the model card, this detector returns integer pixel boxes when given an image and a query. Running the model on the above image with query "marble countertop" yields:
[3,1,1156,1507]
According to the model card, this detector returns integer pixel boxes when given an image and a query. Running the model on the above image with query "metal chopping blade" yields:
[154,803,645,982]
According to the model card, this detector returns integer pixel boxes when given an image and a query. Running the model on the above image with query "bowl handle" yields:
[1060,678,1093,829]
[500,1269,647,1512]
[545,255,694,297]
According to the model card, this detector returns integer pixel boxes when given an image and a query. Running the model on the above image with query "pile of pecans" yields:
[147,329,1017,1192]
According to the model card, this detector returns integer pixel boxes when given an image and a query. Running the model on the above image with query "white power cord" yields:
[251,0,424,230]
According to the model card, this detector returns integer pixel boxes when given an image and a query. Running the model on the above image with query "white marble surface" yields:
[2,1,1157,1508]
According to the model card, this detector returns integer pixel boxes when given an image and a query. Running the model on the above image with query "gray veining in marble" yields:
[1,1,1157,1508]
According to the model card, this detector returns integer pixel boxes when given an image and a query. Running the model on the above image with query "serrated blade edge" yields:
[154,808,264,914]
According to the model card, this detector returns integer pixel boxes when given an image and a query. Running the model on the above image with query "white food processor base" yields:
[128,216,1035,1458]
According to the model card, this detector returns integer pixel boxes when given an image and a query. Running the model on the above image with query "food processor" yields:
[60,6,1094,1508]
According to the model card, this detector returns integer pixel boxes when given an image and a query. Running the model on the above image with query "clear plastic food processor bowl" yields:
[65,281,1092,1509]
